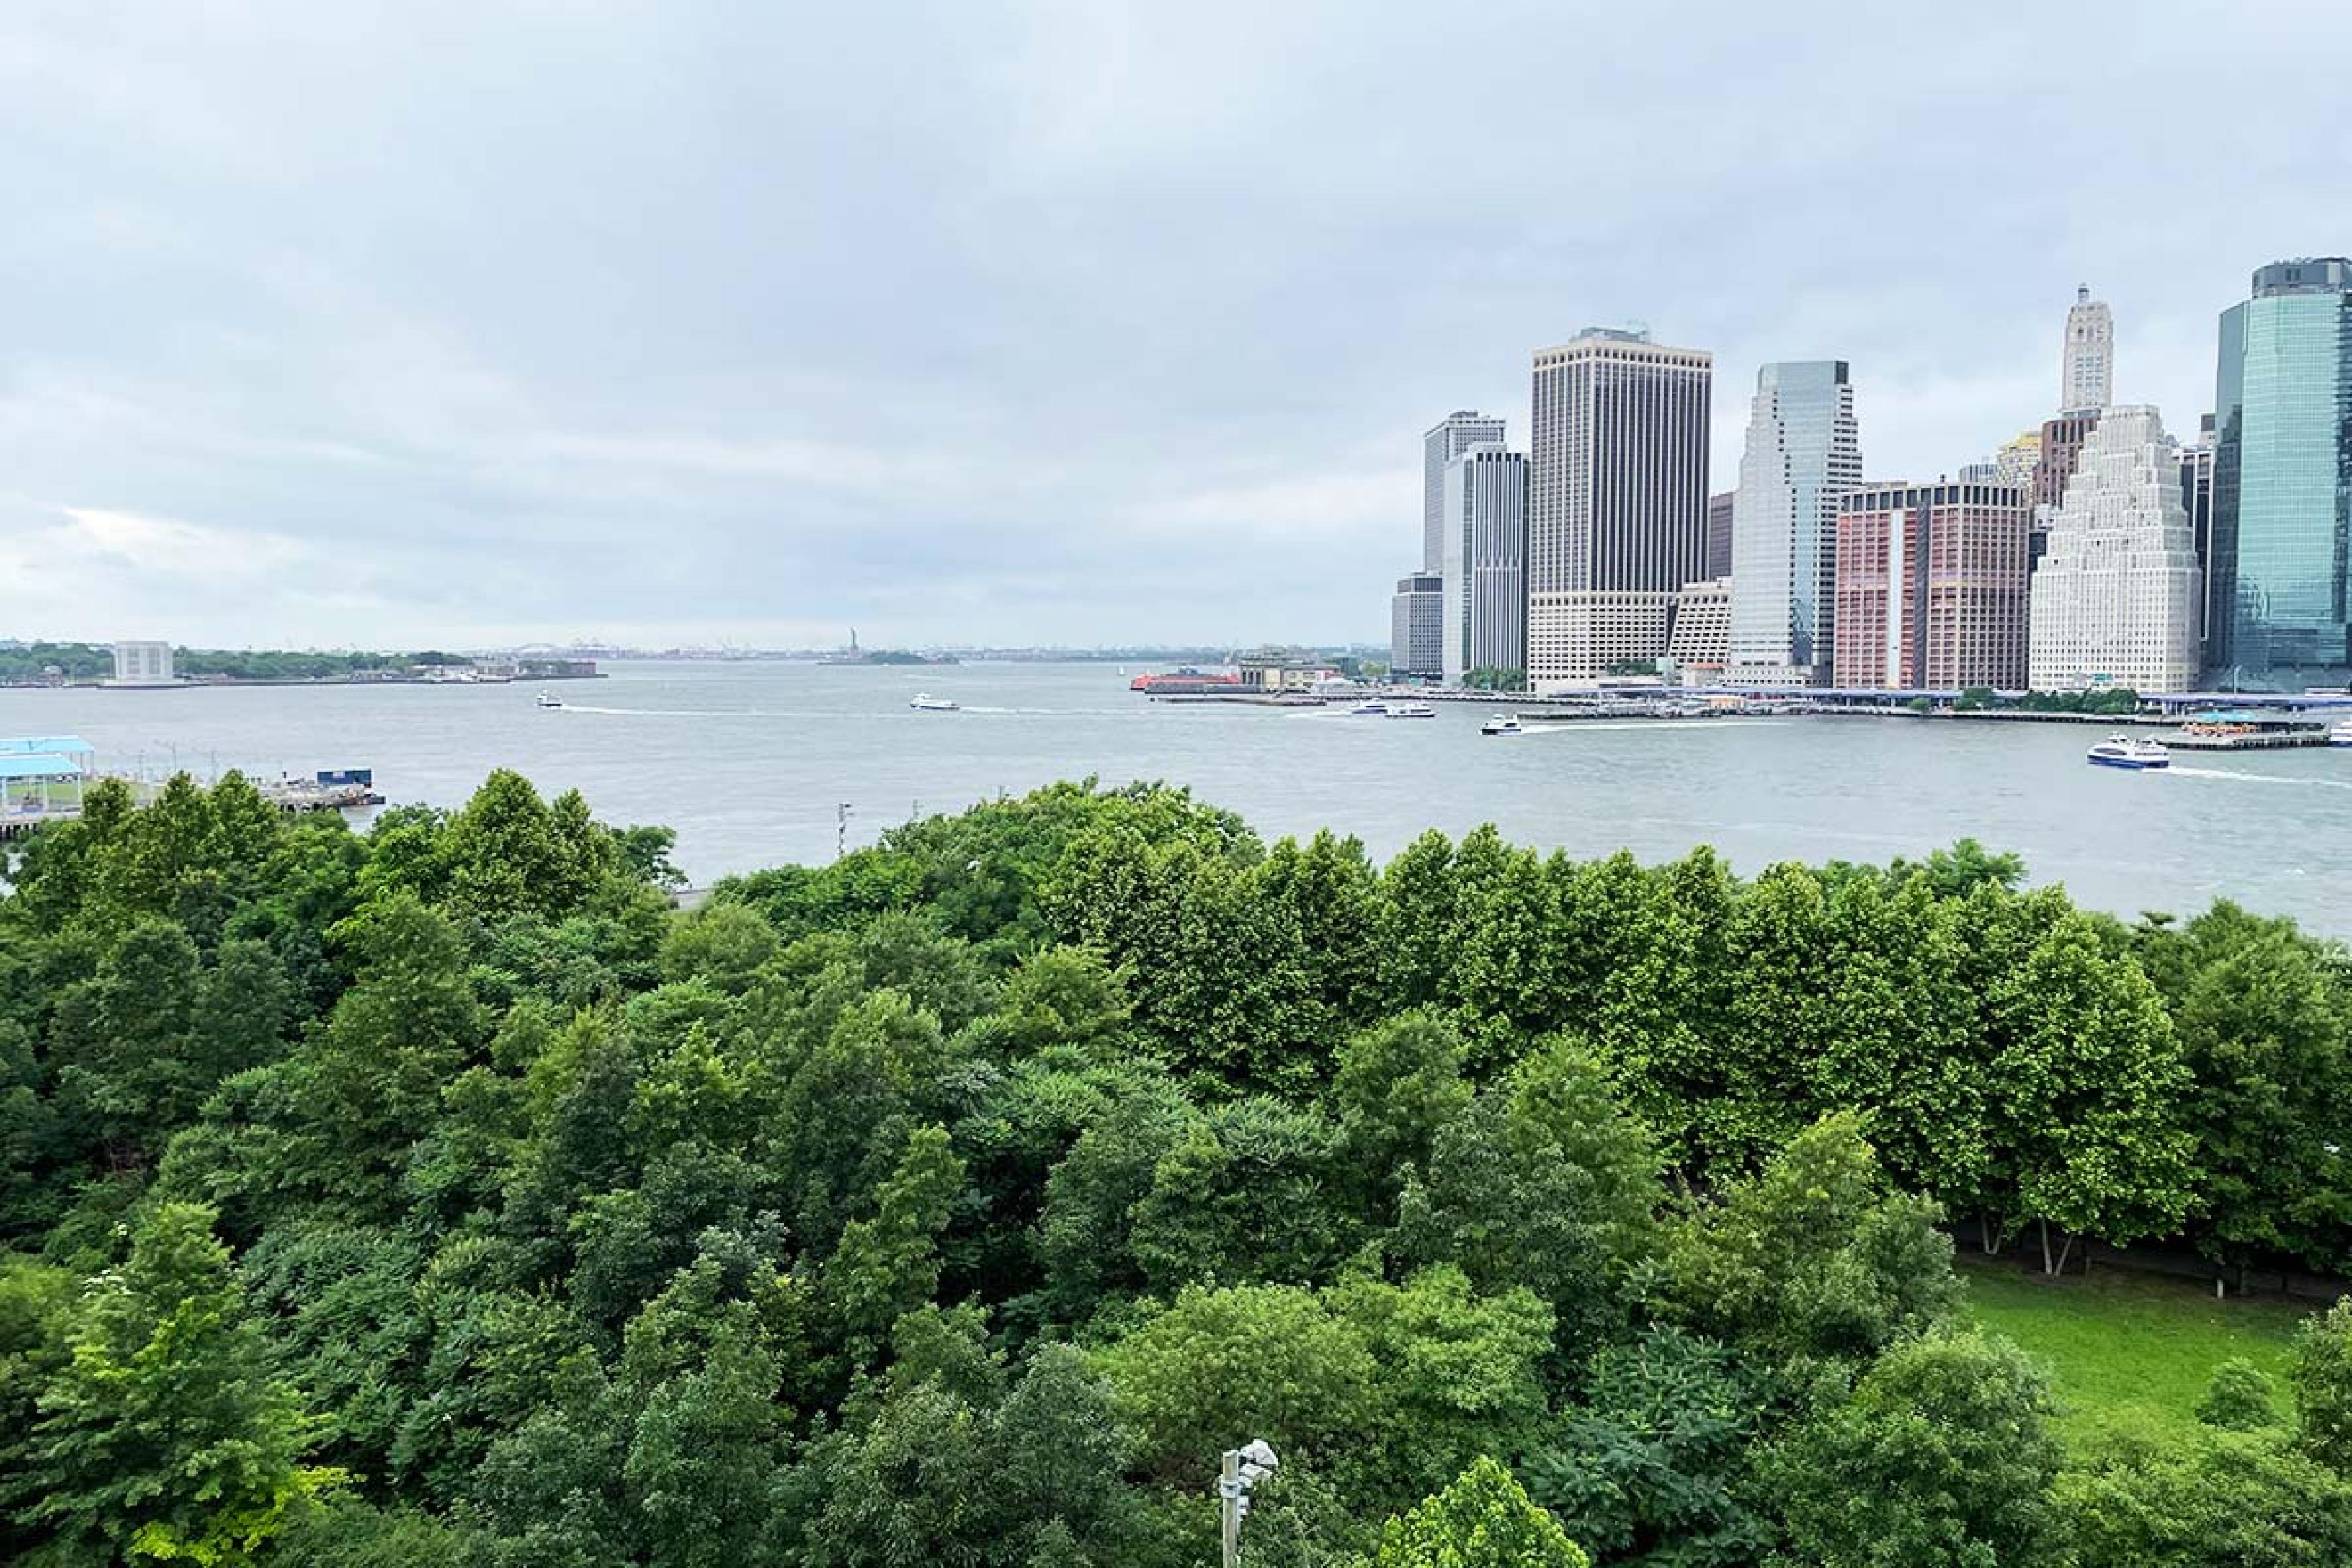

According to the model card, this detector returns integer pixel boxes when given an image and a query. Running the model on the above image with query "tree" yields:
[299,892,486,1212]
[1365,1456,1591,1568]
[1333,1012,1472,1224]
[1097,1283,1378,1487]
[1377,831,1457,1011]
[1907,838,2025,897]
[823,1124,965,1361]
[1663,1114,1958,1365]
[2294,1298,2352,1475]
[989,944,1132,1058]
[1520,1327,1771,1567]
[47,916,203,1169]
[1127,1096,1358,1291]
[1986,911,2198,1271]
[659,901,780,992]
[14,1204,341,1563]
[1328,1267,1553,1504]
[794,1338,1136,1568]
[2162,908,2352,1275]
[1771,1329,2063,1568]
[2059,1427,2352,1567]
[1395,1042,1660,1360]
[2197,1357,2281,1431]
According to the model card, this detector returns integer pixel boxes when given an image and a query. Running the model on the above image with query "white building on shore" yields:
[107,641,176,687]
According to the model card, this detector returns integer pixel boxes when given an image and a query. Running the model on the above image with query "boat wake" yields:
[2167,764,2352,790]
[1517,718,1784,734]
[552,704,795,718]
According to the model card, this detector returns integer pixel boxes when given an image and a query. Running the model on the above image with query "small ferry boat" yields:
[1386,703,1438,719]
[910,695,960,712]
[2332,720,2352,748]
[1347,699,1389,716]
[2087,734,2170,770]
[1480,715,1525,736]
[534,692,563,709]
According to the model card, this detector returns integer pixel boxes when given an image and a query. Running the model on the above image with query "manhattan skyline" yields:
[1,2,2345,650]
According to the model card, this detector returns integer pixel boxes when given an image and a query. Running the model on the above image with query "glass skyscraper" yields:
[2210,257,2352,688]
[1727,360,1861,686]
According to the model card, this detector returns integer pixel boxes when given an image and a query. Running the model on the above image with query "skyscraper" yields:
[1423,410,1508,573]
[1706,491,1736,581]
[1390,572,1445,679]
[1994,431,2041,497]
[2209,257,2352,688]
[2027,406,2202,693]
[2178,417,2215,667]
[1526,328,1712,690]
[1439,445,1529,684]
[1727,361,1863,685]
[2062,284,2114,412]
[1834,480,2030,690]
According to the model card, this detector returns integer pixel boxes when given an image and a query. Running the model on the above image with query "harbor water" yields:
[5,661,2350,936]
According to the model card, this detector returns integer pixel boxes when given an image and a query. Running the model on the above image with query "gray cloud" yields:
[2,1,2345,648]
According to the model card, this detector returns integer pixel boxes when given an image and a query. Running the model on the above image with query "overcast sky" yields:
[2,2,2345,650]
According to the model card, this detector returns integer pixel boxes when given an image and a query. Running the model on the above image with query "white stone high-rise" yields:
[2027,405,2201,693]
[1423,411,1507,573]
[2062,284,2114,412]
[1439,444,1529,683]
[1727,361,1863,685]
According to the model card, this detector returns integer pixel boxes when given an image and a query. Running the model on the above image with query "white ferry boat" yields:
[2331,720,2352,748]
[2087,734,2170,770]
[910,695,960,712]
[1386,703,1438,719]
[1481,715,1525,736]
[1347,699,1389,716]
[534,692,563,709]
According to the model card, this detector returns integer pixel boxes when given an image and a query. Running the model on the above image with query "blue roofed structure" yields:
[0,736,94,761]
[0,753,85,780]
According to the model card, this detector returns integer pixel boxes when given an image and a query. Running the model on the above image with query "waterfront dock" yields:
[2165,728,2329,751]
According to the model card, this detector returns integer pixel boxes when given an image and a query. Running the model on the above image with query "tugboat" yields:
[534,691,564,709]
[1480,714,1525,736]
[909,694,960,712]
[2087,734,2170,770]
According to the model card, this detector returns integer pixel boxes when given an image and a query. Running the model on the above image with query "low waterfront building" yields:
[1834,481,2030,690]
[108,641,175,687]
[1388,575,1445,678]
[0,736,95,829]
[1237,650,1344,692]
[1665,576,1732,684]
[2027,405,2203,693]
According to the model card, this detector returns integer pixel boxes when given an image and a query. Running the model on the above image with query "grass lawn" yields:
[1961,1258,2312,1443]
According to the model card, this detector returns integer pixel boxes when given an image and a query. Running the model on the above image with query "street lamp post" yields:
[1218,1438,1279,1568]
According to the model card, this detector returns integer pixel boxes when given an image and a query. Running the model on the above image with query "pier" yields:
[2165,728,2329,751]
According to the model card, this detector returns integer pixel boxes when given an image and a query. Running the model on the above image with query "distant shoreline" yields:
[2,671,608,692]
